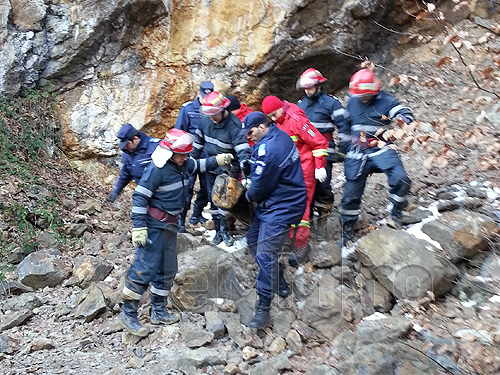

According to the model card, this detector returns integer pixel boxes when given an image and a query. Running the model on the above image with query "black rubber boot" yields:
[178,210,187,233]
[189,204,207,225]
[212,215,223,245]
[339,221,354,247]
[150,294,180,325]
[220,215,234,246]
[120,300,150,337]
[316,210,327,242]
[277,267,290,298]
[248,295,272,328]
[289,243,311,267]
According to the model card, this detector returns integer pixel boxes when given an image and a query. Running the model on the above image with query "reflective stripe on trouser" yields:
[340,149,410,225]
[247,215,290,299]
[123,226,178,300]
[289,174,316,248]
[313,161,334,210]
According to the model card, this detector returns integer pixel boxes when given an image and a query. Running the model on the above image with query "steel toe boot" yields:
[212,215,223,245]
[248,295,272,328]
[120,300,150,337]
[150,294,180,325]
[276,269,290,298]
[220,215,234,246]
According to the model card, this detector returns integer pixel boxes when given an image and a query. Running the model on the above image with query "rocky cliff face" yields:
[0,0,408,167]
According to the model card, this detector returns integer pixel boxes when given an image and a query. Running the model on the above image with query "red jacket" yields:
[233,103,255,147]
[234,103,254,121]
[276,101,328,178]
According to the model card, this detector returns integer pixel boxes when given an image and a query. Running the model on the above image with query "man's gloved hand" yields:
[315,168,327,183]
[395,114,412,124]
[240,160,251,177]
[132,227,148,247]
[108,192,118,203]
[216,153,234,167]
[331,152,345,163]
[241,177,252,190]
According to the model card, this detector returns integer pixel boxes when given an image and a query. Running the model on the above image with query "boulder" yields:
[171,246,253,311]
[356,227,458,299]
[422,209,497,262]
[17,250,72,289]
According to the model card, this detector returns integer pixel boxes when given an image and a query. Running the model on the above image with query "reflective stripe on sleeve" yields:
[234,143,250,152]
[132,206,147,214]
[313,148,328,157]
[389,105,407,119]
[135,185,152,197]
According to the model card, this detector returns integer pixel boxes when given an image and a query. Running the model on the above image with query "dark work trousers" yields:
[312,160,334,211]
[247,216,290,299]
[340,148,410,226]
[186,171,208,210]
[123,226,178,300]
[186,151,209,212]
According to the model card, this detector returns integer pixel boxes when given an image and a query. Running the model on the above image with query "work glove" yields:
[132,227,148,247]
[241,177,252,190]
[108,191,118,203]
[240,160,251,177]
[395,114,412,124]
[315,168,327,183]
[216,153,234,167]
[331,152,345,163]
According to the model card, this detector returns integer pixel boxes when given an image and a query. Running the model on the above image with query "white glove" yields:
[132,227,148,247]
[315,168,327,183]
[216,153,234,167]
[242,178,252,189]
[151,145,173,168]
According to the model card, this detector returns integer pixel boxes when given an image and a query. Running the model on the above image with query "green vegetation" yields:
[0,89,65,279]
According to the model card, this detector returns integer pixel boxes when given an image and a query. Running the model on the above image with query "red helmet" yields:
[296,68,327,89]
[161,128,193,154]
[349,69,381,96]
[200,91,230,116]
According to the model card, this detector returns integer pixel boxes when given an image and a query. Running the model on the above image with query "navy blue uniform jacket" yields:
[174,99,202,135]
[191,112,251,178]
[111,132,160,196]
[131,156,220,229]
[245,125,307,225]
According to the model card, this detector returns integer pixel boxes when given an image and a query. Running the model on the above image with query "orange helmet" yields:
[296,68,327,89]
[349,69,381,96]
[200,91,230,115]
[161,128,193,154]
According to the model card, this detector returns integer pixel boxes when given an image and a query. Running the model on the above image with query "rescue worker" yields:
[296,68,348,241]
[338,68,414,246]
[227,95,254,122]
[120,129,234,337]
[261,95,328,267]
[108,123,160,203]
[191,91,251,246]
[174,81,214,229]
[241,111,307,328]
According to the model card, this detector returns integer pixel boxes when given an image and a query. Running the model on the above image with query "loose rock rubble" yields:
[1,6,500,375]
